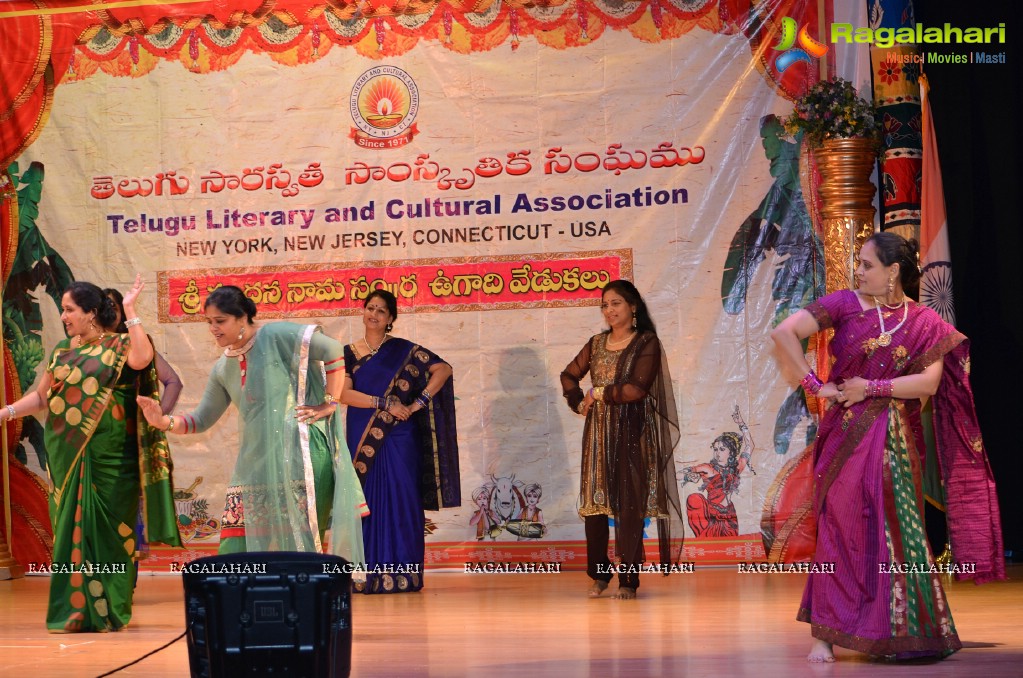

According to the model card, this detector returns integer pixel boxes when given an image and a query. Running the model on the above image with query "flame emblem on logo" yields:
[350,66,420,148]
[359,77,409,129]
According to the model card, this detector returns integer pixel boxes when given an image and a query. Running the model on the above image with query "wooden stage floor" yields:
[1,564,1021,677]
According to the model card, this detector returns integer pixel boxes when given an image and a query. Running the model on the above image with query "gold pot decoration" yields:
[813,137,878,293]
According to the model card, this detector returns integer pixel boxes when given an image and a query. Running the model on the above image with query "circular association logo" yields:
[349,66,420,148]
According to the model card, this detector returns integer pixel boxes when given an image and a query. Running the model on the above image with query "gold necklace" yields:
[366,333,389,356]
[878,295,906,310]
[872,296,908,347]
[605,331,636,350]
[73,333,108,348]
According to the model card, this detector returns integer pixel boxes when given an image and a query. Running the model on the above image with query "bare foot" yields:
[612,586,637,600]
[807,639,835,663]
[587,580,609,598]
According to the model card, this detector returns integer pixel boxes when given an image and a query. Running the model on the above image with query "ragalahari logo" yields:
[773,17,829,72]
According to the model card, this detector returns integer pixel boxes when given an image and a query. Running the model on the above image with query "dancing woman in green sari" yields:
[0,277,181,632]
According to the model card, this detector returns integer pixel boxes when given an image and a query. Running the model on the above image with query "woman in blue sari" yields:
[340,290,460,594]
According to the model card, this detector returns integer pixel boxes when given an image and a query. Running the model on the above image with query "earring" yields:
[632,314,637,329]
[386,323,393,333]
[238,328,245,341]
[888,277,894,294]
[89,318,96,333]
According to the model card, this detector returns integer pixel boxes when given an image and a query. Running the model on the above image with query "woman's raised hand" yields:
[122,273,145,311]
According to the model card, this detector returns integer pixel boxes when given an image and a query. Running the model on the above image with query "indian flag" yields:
[919,74,956,325]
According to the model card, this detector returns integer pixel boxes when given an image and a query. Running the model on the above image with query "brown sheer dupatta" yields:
[604,332,685,568]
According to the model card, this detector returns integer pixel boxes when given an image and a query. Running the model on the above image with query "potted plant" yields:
[784,77,880,291]
[783,76,881,148]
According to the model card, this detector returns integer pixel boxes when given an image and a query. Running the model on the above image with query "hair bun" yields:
[904,238,921,271]
[206,285,258,322]
[241,295,258,318]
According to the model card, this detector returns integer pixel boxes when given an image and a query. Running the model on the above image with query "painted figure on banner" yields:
[468,476,546,540]
[173,476,220,542]
[340,289,460,594]
[489,474,524,527]
[560,279,685,600]
[682,406,755,538]
[720,113,823,563]
[135,285,367,564]
[771,232,1004,662]
[514,483,547,540]
[470,486,498,540]
[720,114,823,453]
[0,276,181,633]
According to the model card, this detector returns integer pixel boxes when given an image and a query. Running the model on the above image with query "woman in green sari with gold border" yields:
[1,277,181,632]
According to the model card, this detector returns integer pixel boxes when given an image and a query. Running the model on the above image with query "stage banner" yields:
[8,0,827,570]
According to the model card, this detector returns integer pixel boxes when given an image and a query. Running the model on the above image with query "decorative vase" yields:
[813,137,878,293]
[760,138,879,565]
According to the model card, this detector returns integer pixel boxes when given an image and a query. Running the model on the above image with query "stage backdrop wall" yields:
[8,0,828,570]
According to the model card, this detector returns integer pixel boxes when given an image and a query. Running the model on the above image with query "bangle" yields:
[165,415,175,433]
[324,393,337,407]
[866,379,893,398]
[6,404,15,419]
[124,317,142,328]
[800,370,824,395]
[575,401,586,414]
[590,386,604,402]
[372,395,398,410]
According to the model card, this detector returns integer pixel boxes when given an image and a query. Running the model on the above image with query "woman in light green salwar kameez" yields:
[136,285,366,564]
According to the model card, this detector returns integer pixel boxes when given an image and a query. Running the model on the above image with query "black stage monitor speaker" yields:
[181,551,352,678]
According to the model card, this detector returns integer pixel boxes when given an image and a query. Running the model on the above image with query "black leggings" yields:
[585,513,644,589]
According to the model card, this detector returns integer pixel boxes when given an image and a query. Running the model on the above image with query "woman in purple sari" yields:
[339,290,460,594]
[772,232,1004,662]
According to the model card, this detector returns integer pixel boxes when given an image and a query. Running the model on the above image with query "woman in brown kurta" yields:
[560,280,684,599]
